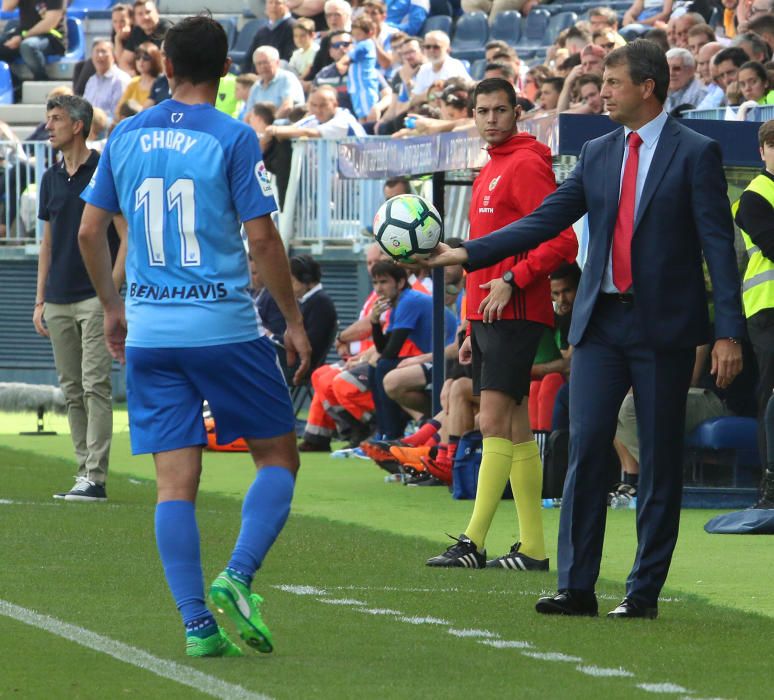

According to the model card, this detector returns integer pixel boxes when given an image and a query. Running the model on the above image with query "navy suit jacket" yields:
[464,116,746,349]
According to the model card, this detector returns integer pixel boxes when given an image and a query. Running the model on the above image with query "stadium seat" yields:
[552,2,583,13]
[685,416,760,488]
[429,0,454,16]
[518,7,550,48]
[228,18,268,67]
[217,16,239,49]
[469,57,487,80]
[451,11,489,62]
[0,61,12,104]
[48,17,86,63]
[65,0,112,19]
[543,11,578,45]
[421,14,452,37]
[488,10,521,47]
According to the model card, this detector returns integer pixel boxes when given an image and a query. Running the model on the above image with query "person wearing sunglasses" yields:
[115,41,161,119]
[411,30,470,101]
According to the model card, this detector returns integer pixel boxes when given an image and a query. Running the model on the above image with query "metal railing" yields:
[683,105,774,122]
[0,140,53,246]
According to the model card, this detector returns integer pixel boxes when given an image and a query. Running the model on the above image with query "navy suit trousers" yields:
[558,294,694,605]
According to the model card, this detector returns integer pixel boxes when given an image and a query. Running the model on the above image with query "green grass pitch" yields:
[0,409,772,699]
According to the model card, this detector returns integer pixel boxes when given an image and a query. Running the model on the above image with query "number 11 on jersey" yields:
[135,177,200,267]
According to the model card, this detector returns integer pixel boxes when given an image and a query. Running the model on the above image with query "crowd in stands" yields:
[0,0,771,501]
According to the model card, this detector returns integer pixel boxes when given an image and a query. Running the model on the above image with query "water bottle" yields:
[384,473,404,483]
[405,116,417,129]
[542,498,561,508]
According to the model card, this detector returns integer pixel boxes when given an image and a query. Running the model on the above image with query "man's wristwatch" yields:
[501,270,517,289]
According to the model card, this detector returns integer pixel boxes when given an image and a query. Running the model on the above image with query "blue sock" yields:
[155,500,210,625]
[227,466,295,585]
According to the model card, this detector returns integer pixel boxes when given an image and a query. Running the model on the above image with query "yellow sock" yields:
[509,440,546,561]
[464,437,513,549]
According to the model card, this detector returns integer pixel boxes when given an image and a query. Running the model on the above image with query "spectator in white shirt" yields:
[411,31,471,98]
[289,17,319,78]
[265,84,367,139]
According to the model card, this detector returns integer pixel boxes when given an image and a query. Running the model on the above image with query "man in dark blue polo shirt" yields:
[33,94,126,502]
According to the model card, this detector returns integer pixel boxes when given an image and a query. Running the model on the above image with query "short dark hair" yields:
[484,61,516,81]
[578,73,603,90]
[759,119,774,148]
[735,32,772,62]
[252,101,276,125]
[748,14,774,37]
[163,14,227,85]
[589,6,617,25]
[642,28,669,54]
[473,77,517,108]
[328,29,351,42]
[46,94,93,136]
[687,23,715,41]
[543,76,565,92]
[371,260,407,284]
[550,262,581,288]
[715,46,749,69]
[384,176,411,193]
[290,254,321,284]
[605,39,669,104]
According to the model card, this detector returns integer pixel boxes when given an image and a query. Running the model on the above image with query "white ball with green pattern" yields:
[372,194,443,261]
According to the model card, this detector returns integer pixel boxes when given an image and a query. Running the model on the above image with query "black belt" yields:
[600,292,634,304]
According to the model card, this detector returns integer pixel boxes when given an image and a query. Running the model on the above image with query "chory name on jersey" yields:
[129,282,227,300]
[139,130,197,154]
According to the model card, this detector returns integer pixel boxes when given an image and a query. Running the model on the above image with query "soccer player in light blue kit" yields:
[78,14,312,658]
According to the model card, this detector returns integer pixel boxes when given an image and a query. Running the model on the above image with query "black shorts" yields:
[470,320,545,402]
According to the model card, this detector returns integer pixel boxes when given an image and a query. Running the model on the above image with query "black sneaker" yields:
[486,541,549,571]
[426,534,486,568]
[63,477,107,502]
[411,475,445,487]
[607,482,636,506]
[750,497,774,510]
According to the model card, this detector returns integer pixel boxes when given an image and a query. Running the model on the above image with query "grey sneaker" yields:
[63,477,107,502]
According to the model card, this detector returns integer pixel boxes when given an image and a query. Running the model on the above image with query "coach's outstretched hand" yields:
[285,320,312,386]
[103,298,127,364]
[412,242,469,269]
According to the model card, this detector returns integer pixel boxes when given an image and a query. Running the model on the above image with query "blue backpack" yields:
[452,431,483,499]
[452,431,514,501]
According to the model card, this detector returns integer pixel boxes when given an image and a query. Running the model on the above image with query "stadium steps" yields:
[0,103,47,126]
[22,81,70,104]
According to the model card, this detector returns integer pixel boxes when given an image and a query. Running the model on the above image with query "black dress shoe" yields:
[535,590,598,617]
[607,597,658,619]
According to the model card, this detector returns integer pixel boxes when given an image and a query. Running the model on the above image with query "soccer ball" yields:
[372,194,443,261]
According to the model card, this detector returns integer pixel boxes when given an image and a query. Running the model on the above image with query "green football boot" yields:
[186,625,243,658]
[209,570,274,653]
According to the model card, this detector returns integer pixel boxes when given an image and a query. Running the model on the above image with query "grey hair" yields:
[46,94,94,137]
[666,47,695,68]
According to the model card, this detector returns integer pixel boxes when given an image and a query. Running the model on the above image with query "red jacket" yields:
[466,133,578,327]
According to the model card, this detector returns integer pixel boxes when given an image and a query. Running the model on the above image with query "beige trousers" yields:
[44,296,113,484]
[462,0,528,19]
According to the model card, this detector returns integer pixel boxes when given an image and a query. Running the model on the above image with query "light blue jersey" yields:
[347,39,380,121]
[82,99,277,348]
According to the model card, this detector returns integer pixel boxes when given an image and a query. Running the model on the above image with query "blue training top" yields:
[388,288,457,353]
[82,99,277,348]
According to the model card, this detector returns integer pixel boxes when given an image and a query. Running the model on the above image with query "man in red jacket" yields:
[427,78,577,570]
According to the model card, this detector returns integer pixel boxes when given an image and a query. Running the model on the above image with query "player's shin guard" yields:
[464,437,514,549]
[227,466,295,584]
[509,440,546,560]
[155,500,210,624]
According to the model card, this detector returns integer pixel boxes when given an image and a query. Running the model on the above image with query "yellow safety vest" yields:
[732,173,774,319]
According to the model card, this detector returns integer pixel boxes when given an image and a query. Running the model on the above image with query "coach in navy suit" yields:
[428,40,745,618]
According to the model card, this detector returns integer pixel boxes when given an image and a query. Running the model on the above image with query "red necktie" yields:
[612,131,643,293]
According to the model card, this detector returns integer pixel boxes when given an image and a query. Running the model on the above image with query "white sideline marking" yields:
[275,585,327,596]
[356,608,404,616]
[312,585,682,603]
[0,599,269,700]
[0,499,58,507]
[638,683,691,694]
[448,628,500,639]
[479,640,532,649]
[397,615,450,626]
[576,665,635,678]
[522,652,583,663]
[275,585,701,696]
